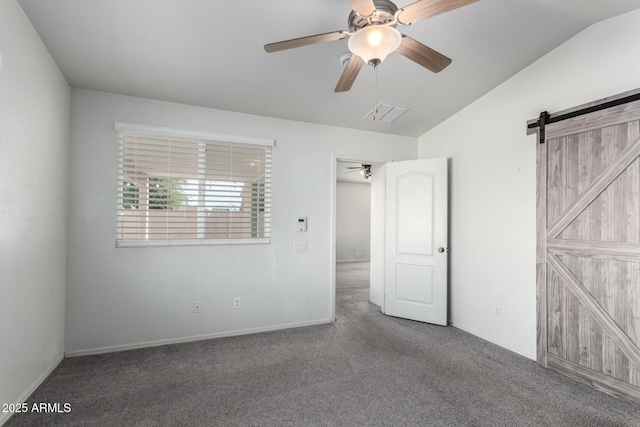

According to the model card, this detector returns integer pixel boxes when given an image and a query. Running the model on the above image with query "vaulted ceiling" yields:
[17,0,640,137]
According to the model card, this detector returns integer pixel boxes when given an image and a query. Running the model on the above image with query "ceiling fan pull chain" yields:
[372,64,378,121]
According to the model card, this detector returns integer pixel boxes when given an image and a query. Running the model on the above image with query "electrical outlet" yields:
[494,306,501,317]
[233,297,241,309]
[194,301,202,314]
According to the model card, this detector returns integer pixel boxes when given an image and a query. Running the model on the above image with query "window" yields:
[115,123,273,247]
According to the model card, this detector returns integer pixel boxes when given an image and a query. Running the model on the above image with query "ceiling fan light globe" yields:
[348,25,401,66]
[368,31,382,46]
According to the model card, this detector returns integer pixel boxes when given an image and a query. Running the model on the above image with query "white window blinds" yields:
[115,123,273,247]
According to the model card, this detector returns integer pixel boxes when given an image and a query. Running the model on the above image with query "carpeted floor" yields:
[5,261,640,426]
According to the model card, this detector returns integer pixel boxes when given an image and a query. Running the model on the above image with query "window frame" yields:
[114,122,274,248]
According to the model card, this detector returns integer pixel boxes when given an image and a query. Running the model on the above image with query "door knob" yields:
[438,247,445,253]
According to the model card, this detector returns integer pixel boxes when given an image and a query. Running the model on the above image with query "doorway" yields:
[335,160,374,319]
[331,157,449,325]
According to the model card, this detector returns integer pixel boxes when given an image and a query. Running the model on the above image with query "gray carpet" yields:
[6,261,640,426]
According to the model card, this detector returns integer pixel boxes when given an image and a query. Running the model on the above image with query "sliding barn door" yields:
[534,91,640,405]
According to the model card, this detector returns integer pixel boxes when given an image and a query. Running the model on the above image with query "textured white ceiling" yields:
[17,0,640,137]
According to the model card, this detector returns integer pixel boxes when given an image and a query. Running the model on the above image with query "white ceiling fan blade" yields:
[348,0,376,16]
[397,0,479,24]
[264,31,348,53]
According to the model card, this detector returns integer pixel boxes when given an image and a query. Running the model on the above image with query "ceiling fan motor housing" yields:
[348,0,399,32]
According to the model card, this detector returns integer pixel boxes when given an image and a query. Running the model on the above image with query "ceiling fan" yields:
[345,164,372,179]
[264,0,479,92]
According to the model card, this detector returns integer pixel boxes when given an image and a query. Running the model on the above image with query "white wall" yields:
[418,9,640,359]
[336,182,371,262]
[0,1,70,422]
[66,89,416,355]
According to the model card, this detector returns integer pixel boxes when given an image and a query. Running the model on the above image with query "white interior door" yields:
[384,158,448,325]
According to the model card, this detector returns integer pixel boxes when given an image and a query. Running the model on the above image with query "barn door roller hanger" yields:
[528,92,640,144]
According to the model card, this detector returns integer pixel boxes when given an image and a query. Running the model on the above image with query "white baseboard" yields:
[336,259,370,263]
[369,298,382,307]
[451,321,536,361]
[65,318,333,357]
[0,353,64,426]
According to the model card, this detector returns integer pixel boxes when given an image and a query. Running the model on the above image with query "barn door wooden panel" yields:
[533,90,640,406]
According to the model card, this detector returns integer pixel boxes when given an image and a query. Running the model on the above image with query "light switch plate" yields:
[294,242,307,252]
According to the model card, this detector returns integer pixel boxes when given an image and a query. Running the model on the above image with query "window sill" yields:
[116,238,270,248]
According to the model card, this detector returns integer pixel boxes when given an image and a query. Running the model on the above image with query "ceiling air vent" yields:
[364,102,410,124]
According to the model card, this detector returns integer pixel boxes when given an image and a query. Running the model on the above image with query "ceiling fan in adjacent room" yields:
[264,0,479,92]
[345,164,372,179]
